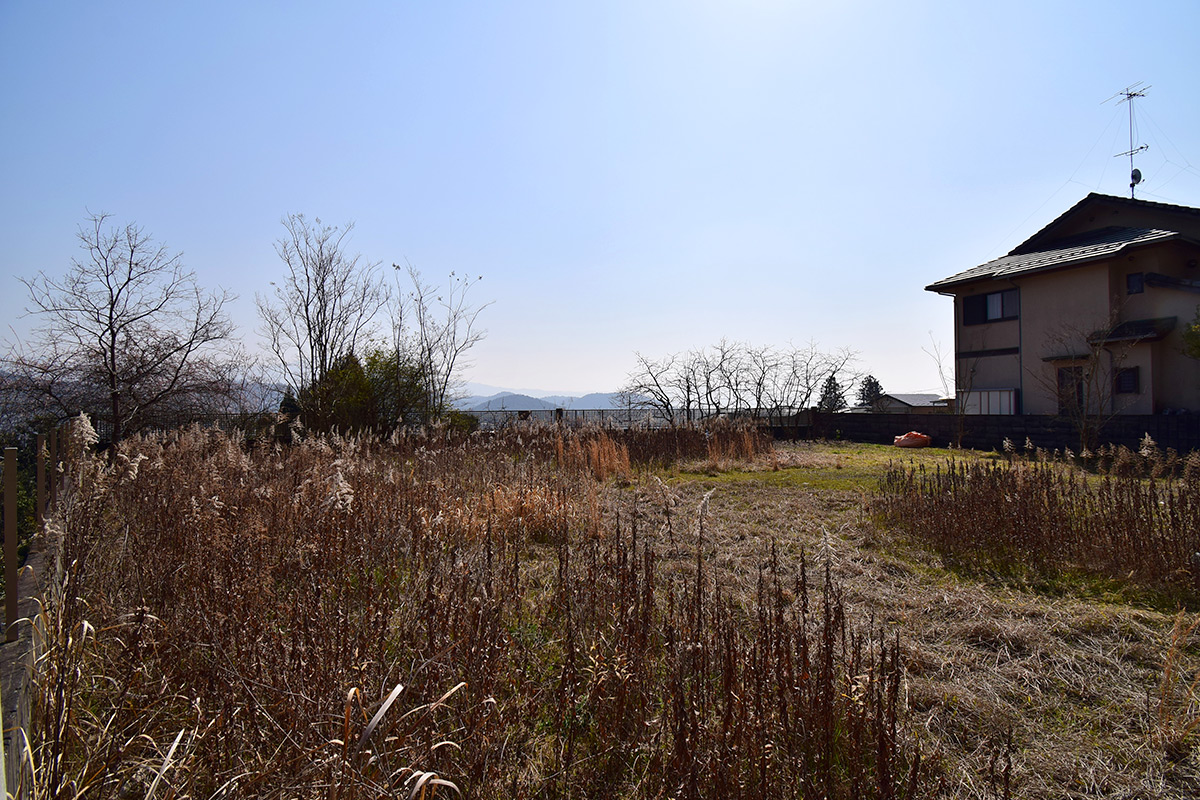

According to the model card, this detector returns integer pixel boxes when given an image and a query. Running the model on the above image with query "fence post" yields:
[36,434,45,529]
[49,427,58,509]
[4,447,16,643]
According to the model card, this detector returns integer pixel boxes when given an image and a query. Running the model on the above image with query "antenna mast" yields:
[1108,82,1150,198]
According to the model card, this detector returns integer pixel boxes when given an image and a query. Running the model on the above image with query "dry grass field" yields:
[26,422,1200,799]
[670,442,1200,798]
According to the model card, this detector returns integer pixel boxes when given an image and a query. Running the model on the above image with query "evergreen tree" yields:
[1184,305,1200,359]
[363,346,430,427]
[300,352,377,433]
[857,374,884,407]
[817,374,847,412]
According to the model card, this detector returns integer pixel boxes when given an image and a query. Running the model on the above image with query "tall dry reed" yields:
[32,423,929,798]
[876,457,1200,601]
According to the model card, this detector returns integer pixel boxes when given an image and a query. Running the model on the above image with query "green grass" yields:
[673,441,987,493]
[673,466,874,492]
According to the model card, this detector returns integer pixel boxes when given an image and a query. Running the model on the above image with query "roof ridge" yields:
[1011,193,1200,255]
[1086,192,1200,216]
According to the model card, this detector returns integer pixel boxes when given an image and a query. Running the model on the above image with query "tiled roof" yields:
[885,393,942,407]
[925,227,1182,292]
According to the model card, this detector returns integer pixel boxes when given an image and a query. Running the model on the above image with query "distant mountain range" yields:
[454,391,634,412]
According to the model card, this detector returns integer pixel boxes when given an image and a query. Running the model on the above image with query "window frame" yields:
[1114,366,1140,395]
[963,288,1019,326]
[1057,365,1085,416]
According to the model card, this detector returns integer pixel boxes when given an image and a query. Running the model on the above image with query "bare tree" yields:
[257,214,388,396]
[1033,314,1140,450]
[674,350,705,421]
[3,213,239,444]
[621,351,679,423]
[711,338,750,415]
[772,341,857,411]
[924,332,975,445]
[621,339,857,423]
[744,343,778,418]
[399,265,489,422]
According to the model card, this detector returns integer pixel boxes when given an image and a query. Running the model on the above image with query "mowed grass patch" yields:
[660,440,1200,797]
[674,439,983,492]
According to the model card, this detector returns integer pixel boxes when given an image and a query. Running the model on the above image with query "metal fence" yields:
[471,407,812,431]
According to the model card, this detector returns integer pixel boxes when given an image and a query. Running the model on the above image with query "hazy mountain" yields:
[540,392,630,409]
[463,392,556,412]
[455,390,634,411]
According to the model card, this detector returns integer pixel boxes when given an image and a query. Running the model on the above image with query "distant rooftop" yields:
[884,393,943,407]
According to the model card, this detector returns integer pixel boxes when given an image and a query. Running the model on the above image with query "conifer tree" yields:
[857,374,884,407]
[817,374,847,412]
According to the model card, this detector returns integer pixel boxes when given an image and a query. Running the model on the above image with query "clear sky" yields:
[4,1,1200,397]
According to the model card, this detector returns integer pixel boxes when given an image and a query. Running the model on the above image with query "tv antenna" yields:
[1106,82,1150,198]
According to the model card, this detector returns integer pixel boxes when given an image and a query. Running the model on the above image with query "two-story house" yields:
[926,193,1200,416]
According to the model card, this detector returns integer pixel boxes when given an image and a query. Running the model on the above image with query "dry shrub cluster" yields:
[554,430,631,482]
[876,456,1200,600]
[32,422,929,799]
[618,421,773,470]
[1001,434,1200,480]
[1158,611,1200,761]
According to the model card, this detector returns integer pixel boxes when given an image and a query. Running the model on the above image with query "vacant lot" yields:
[672,441,1200,798]
[31,427,1200,799]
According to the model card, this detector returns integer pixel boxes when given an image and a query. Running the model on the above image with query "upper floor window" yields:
[1126,272,1144,294]
[963,289,1019,326]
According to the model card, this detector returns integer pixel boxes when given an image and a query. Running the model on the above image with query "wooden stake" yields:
[4,447,17,642]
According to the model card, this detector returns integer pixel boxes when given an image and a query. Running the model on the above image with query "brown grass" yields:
[30,424,925,799]
[875,456,1200,605]
[679,443,1200,798]
[31,428,1200,798]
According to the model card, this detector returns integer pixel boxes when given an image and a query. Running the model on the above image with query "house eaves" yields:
[1041,317,1177,362]
[925,227,1186,293]
[1087,316,1177,345]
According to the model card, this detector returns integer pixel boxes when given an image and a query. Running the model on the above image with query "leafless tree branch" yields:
[2,213,241,444]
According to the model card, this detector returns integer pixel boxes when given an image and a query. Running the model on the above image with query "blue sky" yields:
[4,1,1200,396]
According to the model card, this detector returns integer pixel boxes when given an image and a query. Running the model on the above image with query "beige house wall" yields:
[1156,339,1200,411]
[1020,263,1112,415]
[1116,241,1200,412]
[1116,345,1155,415]
[952,285,1020,400]
[950,257,1200,415]
[955,349,1019,395]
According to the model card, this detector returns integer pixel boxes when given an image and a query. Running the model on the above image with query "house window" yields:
[963,289,1019,325]
[1057,366,1084,416]
[1126,273,1144,294]
[1115,367,1140,394]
